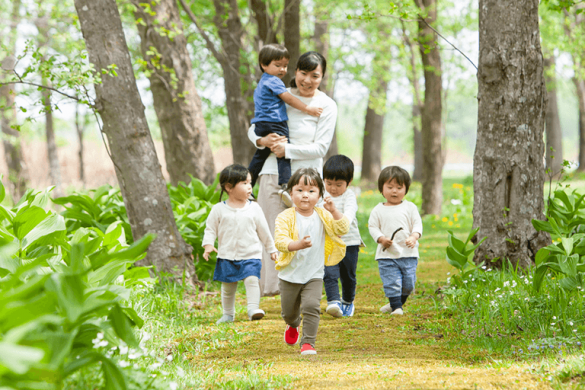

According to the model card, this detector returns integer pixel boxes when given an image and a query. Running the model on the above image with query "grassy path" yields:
[185,224,552,389]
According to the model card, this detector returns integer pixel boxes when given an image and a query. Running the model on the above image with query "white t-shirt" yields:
[278,211,325,284]
[325,188,362,246]
[248,89,338,177]
[368,200,423,260]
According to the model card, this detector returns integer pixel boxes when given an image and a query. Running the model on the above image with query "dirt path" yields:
[187,257,551,389]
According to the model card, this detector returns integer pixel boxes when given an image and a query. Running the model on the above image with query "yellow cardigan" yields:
[274,207,350,270]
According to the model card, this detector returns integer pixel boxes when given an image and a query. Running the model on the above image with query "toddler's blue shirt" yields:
[251,73,288,124]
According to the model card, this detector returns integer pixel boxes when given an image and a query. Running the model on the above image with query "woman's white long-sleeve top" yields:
[202,201,277,260]
[248,89,338,177]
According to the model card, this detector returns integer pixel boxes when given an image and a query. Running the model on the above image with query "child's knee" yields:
[243,276,259,288]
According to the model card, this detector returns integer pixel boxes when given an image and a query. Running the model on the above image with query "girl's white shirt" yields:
[202,201,277,260]
[248,89,338,177]
[278,211,326,284]
[368,200,423,260]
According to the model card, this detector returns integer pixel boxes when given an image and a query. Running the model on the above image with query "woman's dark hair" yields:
[286,168,325,197]
[218,164,249,202]
[323,155,354,185]
[258,44,290,73]
[289,51,327,88]
[377,166,411,194]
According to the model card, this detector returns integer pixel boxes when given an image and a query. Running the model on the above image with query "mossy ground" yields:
[182,188,553,389]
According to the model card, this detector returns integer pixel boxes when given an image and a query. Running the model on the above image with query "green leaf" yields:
[535,248,550,266]
[47,274,85,323]
[533,265,548,292]
[12,206,48,240]
[561,237,574,256]
[560,276,579,292]
[0,342,44,374]
[108,305,139,348]
[21,213,66,249]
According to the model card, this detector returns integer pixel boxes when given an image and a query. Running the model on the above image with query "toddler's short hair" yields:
[287,168,324,197]
[258,44,290,73]
[323,155,354,185]
[378,166,411,194]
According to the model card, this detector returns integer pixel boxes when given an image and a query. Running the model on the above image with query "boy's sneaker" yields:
[380,303,392,313]
[284,325,300,345]
[248,308,265,321]
[391,308,404,316]
[278,188,293,207]
[300,343,317,355]
[342,302,355,317]
[326,302,343,318]
[216,314,234,324]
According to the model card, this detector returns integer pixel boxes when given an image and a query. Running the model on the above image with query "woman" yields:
[248,51,338,296]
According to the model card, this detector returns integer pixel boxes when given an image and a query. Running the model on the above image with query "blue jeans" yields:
[377,257,418,298]
[324,245,359,303]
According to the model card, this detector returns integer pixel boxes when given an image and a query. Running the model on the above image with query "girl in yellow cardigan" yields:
[274,167,350,355]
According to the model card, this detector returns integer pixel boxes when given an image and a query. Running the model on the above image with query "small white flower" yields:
[574,329,578,333]
[447,272,451,275]
[177,367,185,377]
[553,316,557,320]
[487,268,492,272]
[96,340,109,348]
[166,354,173,361]
[551,323,555,326]
[525,298,529,301]
[119,360,130,368]
[463,280,468,284]
[451,199,462,205]
[495,288,500,292]
[481,266,486,269]
[570,322,574,326]
[119,345,128,355]
[476,294,480,298]
[504,281,510,287]
[170,382,178,390]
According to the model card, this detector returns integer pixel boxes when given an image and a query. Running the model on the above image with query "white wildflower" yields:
[166,354,173,361]
[503,281,510,287]
[119,360,130,368]
[170,382,179,390]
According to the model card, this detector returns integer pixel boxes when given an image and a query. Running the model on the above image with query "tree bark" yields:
[575,78,585,171]
[283,0,300,87]
[75,102,85,186]
[40,80,63,198]
[360,80,388,183]
[415,0,443,215]
[132,0,215,185]
[250,0,278,46]
[472,0,549,268]
[0,0,28,201]
[74,0,197,285]
[543,56,563,175]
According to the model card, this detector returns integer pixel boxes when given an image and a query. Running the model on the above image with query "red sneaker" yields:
[300,343,317,355]
[284,325,299,345]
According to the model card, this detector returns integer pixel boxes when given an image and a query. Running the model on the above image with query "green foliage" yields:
[0,178,156,389]
[445,228,486,286]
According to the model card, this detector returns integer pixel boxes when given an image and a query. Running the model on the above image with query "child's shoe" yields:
[284,325,300,345]
[300,343,317,355]
[380,303,392,313]
[216,314,234,324]
[248,308,265,321]
[326,302,343,318]
[391,308,404,315]
[342,302,355,317]
[278,187,293,208]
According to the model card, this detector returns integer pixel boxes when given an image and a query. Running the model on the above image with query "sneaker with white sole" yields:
[326,302,343,318]
[391,308,404,315]
[278,188,293,208]
[300,343,317,355]
[284,325,300,345]
[380,303,392,313]
[248,308,265,321]
[342,302,355,317]
[216,314,234,324]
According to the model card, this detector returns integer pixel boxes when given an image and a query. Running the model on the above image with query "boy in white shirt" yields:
[368,166,422,315]
[322,155,363,317]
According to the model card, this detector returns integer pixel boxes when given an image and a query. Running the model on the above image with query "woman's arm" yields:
[284,98,338,160]
[247,125,287,149]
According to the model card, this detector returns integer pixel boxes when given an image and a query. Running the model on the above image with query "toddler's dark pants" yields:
[323,245,359,304]
[248,121,291,187]
[279,278,321,347]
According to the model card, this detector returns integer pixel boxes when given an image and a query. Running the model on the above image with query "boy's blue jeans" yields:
[323,245,359,303]
[377,257,418,298]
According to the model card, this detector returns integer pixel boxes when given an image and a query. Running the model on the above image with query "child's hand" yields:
[405,233,420,248]
[306,106,323,117]
[378,236,393,249]
[299,235,312,249]
[203,245,217,261]
[270,252,278,262]
[323,195,337,213]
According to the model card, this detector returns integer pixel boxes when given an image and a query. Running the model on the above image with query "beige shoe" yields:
[380,303,392,313]
[248,309,265,321]
[391,308,404,315]
[278,189,293,207]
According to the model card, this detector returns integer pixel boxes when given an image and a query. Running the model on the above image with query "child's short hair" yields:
[219,164,249,202]
[287,168,324,197]
[378,166,411,194]
[323,155,354,184]
[258,44,290,73]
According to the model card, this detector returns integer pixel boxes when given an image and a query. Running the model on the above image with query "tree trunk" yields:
[472,0,549,269]
[283,0,300,87]
[415,0,443,215]
[543,56,563,175]
[40,82,63,198]
[0,0,28,201]
[575,78,585,171]
[361,80,388,183]
[74,0,197,285]
[250,0,278,46]
[132,0,215,185]
[75,102,85,186]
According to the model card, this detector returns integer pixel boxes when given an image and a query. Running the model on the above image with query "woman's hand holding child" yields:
[405,233,420,248]
[203,244,217,261]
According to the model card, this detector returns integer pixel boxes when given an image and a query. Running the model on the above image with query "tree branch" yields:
[177,0,225,64]
[1,77,82,102]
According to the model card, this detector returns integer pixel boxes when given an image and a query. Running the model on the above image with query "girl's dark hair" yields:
[377,166,411,194]
[218,164,249,202]
[286,168,325,197]
[289,51,327,88]
[323,155,354,185]
[258,44,290,73]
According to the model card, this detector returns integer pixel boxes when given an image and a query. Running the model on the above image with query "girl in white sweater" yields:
[203,164,278,324]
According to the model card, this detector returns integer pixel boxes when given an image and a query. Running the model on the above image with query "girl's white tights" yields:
[221,276,261,316]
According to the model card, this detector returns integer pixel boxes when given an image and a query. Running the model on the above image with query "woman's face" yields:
[295,65,323,97]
